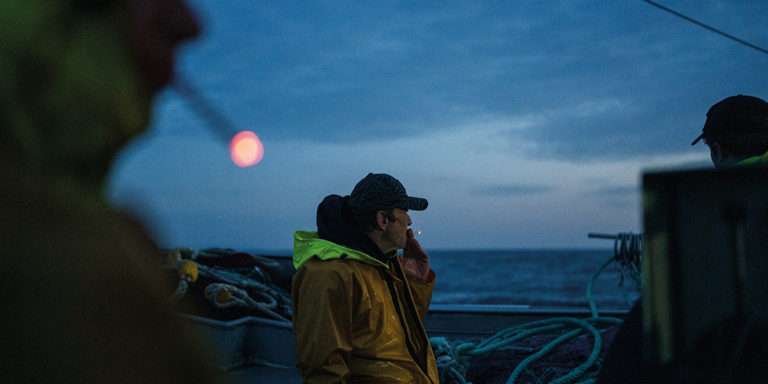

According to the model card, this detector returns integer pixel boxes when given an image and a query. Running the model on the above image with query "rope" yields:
[432,337,472,384]
[642,0,768,56]
[431,251,628,384]
[613,233,642,287]
[170,279,190,302]
[166,252,293,322]
[201,265,294,320]
[506,317,621,384]
[204,283,289,322]
[586,258,615,319]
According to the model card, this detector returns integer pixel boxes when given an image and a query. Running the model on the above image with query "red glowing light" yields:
[229,131,264,167]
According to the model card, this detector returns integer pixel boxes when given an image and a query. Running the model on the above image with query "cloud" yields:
[592,185,639,196]
[108,1,768,250]
[473,183,554,197]
[165,1,768,165]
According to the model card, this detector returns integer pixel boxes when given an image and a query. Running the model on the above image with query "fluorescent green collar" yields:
[292,231,388,270]
[737,150,768,166]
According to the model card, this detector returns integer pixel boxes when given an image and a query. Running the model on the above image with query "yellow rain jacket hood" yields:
[292,195,439,383]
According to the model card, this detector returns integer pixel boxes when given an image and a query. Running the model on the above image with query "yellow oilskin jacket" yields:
[292,231,440,383]
[738,149,768,166]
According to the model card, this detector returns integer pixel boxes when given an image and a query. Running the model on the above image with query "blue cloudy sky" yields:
[108,0,768,250]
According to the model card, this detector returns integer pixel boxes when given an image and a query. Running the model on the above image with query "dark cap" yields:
[691,94,768,146]
[348,173,428,212]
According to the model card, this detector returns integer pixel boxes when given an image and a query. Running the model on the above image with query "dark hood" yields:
[316,194,389,262]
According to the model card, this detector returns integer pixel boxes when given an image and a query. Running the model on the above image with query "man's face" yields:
[127,0,202,94]
[382,208,412,250]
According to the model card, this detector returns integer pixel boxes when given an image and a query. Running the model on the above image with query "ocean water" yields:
[260,248,640,310]
[427,249,639,310]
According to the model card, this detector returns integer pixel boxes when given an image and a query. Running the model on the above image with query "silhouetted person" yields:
[0,0,220,382]
[692,94,768,167]
[598,95,768,384]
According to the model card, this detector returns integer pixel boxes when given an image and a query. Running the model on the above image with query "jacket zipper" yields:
[380,267,431,380]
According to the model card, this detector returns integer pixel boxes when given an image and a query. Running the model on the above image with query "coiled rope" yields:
[204,283,288,321]
[167,251,293,322]
[431,232,642,384]
[613,233,642,287]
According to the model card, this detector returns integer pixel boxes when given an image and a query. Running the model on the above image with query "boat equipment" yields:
[431,232,642,384]
[167,249,293,322]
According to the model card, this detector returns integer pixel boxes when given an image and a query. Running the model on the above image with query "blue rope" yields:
[430,255,624,383]
[587,257,615,318]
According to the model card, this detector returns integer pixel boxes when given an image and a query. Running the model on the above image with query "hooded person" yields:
[292,173,440,383]
[0,0,220,382]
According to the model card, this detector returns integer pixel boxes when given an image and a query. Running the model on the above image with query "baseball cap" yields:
[691,94,768,146]
[348,173,428,212]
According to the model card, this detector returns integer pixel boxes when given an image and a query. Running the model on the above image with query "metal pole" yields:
[172,76,240,142]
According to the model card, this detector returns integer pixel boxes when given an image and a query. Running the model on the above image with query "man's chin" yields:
[138,54,175,96]
[149,67,174,95]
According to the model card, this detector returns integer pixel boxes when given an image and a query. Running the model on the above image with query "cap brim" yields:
[405,196,428,211]
[690,133,705,146]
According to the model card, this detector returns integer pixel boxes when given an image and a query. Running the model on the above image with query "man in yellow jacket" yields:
[292,173,440,383]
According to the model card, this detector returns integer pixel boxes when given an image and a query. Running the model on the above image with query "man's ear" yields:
[375,210,388,231]
[708,141,724,167]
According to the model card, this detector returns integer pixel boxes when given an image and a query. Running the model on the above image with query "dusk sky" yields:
[108,1,768,251]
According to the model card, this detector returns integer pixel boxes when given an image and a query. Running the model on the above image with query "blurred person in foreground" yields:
[597,94,768,384]
[0,0,220,382]
[292,173,440,383]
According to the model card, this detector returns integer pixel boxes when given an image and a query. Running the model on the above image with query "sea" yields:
[426,249,639,310]
[258,248,640,311]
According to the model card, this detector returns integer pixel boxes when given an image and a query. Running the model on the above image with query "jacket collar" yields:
[738,149,768,166]
[292,231,389,270]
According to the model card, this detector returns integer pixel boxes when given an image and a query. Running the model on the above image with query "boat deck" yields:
[186,304,627,382]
